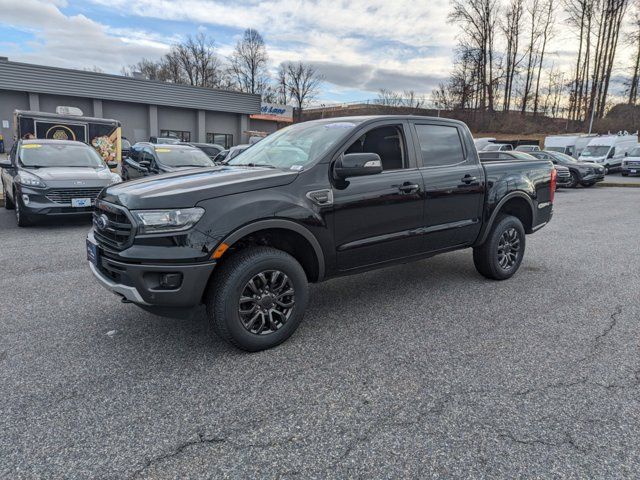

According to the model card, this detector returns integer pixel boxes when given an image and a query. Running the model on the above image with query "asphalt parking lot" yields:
[1,187,640,479]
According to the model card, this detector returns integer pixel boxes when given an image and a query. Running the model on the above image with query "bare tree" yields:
[501,0,525,111]
[449,0,500,111]
[521,0,545,113]
[376,88,403,106]
[123,33,226,89]
[275,64,291,105]
[283,61,323,119]
[532,0,556,114]
[229,28,270,96]
[626,0,640,104]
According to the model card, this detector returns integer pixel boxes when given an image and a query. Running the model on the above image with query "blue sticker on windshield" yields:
[324,122,356,129]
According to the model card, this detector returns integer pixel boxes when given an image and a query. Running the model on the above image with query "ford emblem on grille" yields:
[96,214,109,230]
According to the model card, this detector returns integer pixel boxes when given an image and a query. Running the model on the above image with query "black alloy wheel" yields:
[497,227,521,270]
[473,214,526,280]
[206,246,309,351]
[238,270,295,335]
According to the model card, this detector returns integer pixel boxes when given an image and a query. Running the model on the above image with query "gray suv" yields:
[1,139,122,226]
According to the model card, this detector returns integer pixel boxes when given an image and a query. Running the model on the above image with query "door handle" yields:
[461,175,477,184]
[396,182,420,194]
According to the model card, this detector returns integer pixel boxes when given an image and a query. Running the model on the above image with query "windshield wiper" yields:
[231,163,276,168]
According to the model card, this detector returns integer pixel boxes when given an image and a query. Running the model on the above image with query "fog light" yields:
[22,194,30,205]
[160,273,182,289]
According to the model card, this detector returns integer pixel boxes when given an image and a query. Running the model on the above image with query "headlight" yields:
[109,173,122,185]
[132,208,204,234]
[16,170,46,188]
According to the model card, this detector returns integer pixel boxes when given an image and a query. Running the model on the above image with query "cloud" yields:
[304,61,446,95]
[0,0,170,72]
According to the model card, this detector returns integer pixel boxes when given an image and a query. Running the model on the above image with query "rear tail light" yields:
[550,168,557,203]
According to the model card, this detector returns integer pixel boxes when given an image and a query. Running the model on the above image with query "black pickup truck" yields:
[87,116,555,351]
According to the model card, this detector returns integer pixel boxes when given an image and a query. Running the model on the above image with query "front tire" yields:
[473,215,526,280]
[3,182,14,210]
[568,171,580,188]
[15,191,34,227]
[206,246,309,351]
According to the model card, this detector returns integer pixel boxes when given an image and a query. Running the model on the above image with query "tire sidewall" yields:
[216,251,308,351]
[487,216,526,280]
[569,171,580,188]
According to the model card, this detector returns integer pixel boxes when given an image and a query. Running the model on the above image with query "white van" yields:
[544,135,580,157]
[578,133,639,172]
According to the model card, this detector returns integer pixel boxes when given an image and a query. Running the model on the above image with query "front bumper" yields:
[580,172,605,183]
[621,165,640,176]
[17,185,101,216]
[88,238,216,307]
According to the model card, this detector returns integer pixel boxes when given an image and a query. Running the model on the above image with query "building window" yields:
[207,133,233,149]
[160,129,191,142]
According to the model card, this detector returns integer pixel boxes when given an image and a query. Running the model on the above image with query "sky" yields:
[0,0,633,106]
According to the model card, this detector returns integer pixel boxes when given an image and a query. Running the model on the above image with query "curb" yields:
[597,182,640,188]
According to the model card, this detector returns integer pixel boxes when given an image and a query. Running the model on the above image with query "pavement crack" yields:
[130,432,226,479]
[496,429,588,454]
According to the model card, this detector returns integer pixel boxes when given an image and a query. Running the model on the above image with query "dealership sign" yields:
[250,103,294,123]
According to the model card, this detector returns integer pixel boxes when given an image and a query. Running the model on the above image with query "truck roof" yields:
[14,109,120,125]
[21,138,88,146]
[304,115,470,128]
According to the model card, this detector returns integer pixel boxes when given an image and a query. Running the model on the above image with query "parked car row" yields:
[477,149,605,188]
[477,131,639,174]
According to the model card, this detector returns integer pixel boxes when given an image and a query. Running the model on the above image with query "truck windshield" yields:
[581,146,610,157]
[19,143,105,168]
[629,147,640,157]
[227,120,361,169]
[155,148,214,167]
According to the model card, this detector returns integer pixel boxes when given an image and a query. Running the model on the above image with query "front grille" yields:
[627,161,640,167]
[46,187,104,204]
[93,200,135,250]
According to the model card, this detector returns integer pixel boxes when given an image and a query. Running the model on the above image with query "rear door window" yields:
[414,124,465,167]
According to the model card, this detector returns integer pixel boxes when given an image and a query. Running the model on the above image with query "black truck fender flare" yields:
[217,219,326,281]
[476,191,535,245]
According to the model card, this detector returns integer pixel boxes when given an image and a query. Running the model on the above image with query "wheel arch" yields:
[216,219,325,282]
[477,192,535,244]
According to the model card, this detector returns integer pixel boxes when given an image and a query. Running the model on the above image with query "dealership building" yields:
[0,59,289,152]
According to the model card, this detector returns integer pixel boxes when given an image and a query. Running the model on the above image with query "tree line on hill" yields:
[432,0,640,125]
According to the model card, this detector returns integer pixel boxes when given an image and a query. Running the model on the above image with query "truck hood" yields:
[100,165,299,209]
[27,166,115,188]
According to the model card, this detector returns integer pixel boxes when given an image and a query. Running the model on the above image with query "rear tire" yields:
[3,182,14,210]
[206,246,309,351]
[473,215,526,280]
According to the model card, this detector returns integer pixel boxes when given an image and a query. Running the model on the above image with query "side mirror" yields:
[625,151,629,157]
[0,158,12,168]
[107,161,118,169]
[334,153,383,179]
[138,160,150,168]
